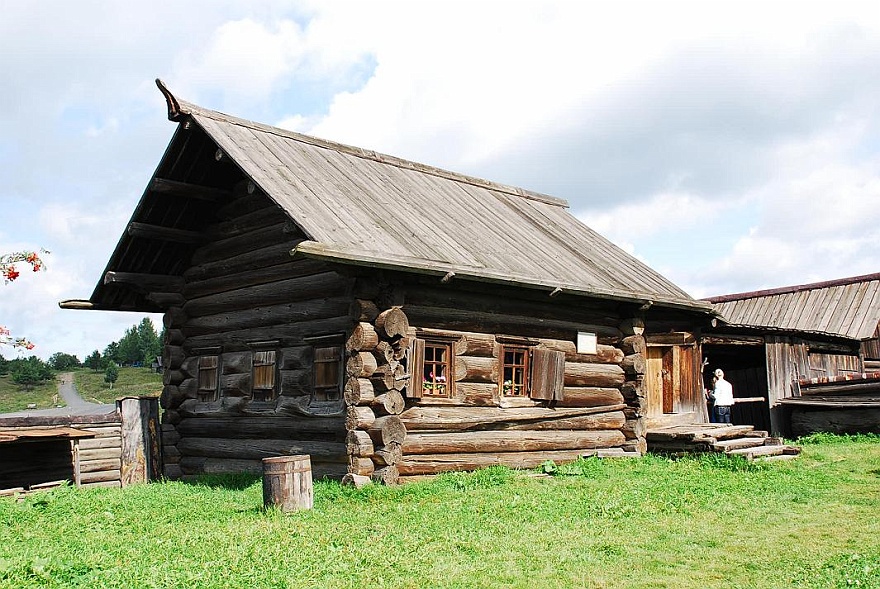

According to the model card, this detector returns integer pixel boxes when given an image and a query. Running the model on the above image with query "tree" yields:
[104,362,119,389]
[85,350,102,372]
[136,318,162,365]
[103,342,120,366]
[48,352,81,371]
[10,356,53,391]
[1,249,47,350]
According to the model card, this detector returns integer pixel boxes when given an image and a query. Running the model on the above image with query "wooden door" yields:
[645,345,698,417]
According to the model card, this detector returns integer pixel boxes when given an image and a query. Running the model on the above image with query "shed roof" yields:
[64,80,713,315]
[705,273,880,341]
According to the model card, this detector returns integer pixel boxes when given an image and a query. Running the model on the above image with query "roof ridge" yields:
[155,79,569,209]
[704,272,880,304]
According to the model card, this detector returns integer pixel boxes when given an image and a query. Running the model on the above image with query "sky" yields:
[1,0,879,361]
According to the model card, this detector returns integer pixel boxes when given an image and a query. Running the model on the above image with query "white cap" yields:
[714,368,724,378]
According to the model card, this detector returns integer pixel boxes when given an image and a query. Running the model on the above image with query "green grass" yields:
[1,436,879,588]
[73,367,162,404]
[0,375,61,413]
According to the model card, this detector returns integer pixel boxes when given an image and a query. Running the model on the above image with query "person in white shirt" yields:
[712,368,734,424]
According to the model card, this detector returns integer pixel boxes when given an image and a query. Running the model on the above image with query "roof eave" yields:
[292,241,716,315]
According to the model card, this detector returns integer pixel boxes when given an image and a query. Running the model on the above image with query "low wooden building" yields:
[62,81,717,483]
[703,273,880,435]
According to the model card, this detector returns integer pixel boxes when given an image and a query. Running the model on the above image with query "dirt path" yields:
[0,372,116,418]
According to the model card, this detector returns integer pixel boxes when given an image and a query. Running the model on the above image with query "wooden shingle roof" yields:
[63,81,713,314]
[705,273,880,341]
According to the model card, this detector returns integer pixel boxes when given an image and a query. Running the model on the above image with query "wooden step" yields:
[757,453,800,462]
[727,444,801,460]
[713,437,768,452]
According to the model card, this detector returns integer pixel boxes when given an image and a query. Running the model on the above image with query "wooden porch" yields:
[646,423,801,460]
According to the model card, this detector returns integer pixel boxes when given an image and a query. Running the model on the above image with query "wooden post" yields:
[118,396,162,486]
[262,455,313,512]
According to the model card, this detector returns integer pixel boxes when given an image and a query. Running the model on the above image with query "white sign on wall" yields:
[577,332,597,355]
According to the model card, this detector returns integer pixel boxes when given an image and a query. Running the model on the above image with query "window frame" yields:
[500,344,531,397]
[421,339,454,399]
[313,344,343,402]
[251,349,278,402]
[197,355,219,402]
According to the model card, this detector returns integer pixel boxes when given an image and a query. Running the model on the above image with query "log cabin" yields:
[703,273,880,436]
[61,80,718,483]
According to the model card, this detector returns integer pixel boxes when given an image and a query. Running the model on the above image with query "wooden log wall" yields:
[160,186,353,481]
[377,296,647,478]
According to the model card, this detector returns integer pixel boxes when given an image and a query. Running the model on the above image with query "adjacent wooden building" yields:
[703,273,880,435]
[62,80,718,483]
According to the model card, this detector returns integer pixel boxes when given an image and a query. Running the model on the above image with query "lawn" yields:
[73,367,162,404]
[0,375,61,414]
[1,434,878,588]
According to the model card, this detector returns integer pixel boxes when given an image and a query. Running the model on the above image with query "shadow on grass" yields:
[180,473,262,490]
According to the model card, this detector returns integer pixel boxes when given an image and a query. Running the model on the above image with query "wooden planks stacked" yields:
[343,310,409,486]
[646,424,801,459]
[75,421,124,488]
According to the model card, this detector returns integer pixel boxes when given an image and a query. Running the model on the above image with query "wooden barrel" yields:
[262,455,313,512]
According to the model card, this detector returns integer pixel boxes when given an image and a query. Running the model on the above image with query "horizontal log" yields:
[349,299,380,322]
[557,387,625,408]
[183,241,307,283]
[790,408,880,436]
[77,436,122,450]
[367,415,406,446]
[78,447,122,462]
[179,457,346,480]
[504,411,626,431]
[190,221,294,266]
[348,456,375,476]
[404,304,620,340]
[344,378,376,406]
[403,285,623,330]
[78,458,122,474]
[454,356,499,383]
[347,352,378,379]
[346,430,374,457]
[455,332,497,357]
[373,443,402,467]
[370,363,406,393]
[164,307,187,329]
[622,418,646,440]
[183,316,354,350]
[185,296,351,334]
[371,391,405,416]
[402,430,625,455]
[78,469,121,484]
[371,465,399,485]
[622,354,647,377]
[175,417,345,439]
[400,404,627,431]
[341,473,372,488]
[79,480,122,489]
[375,307,409,340]
[453,382,498,406]
[176,437,347,461]
[346,406,376,431]
[564,362,626,388]
[184,258,329,299]
[347,322,379,353]
[398,449,617,476]
[619,335,646,355]
[183,272,350,319]
[536,339,624,364]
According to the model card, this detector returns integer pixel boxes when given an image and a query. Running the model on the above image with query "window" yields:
[501,345,530,397]
[313,346,342,401]
[252,350,277,401]
[197,356,218,402]
[422,340,452,398]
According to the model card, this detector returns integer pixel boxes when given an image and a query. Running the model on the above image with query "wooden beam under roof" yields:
[149,177,232,202]
[103,271,185,293]
[127,221,205,244]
